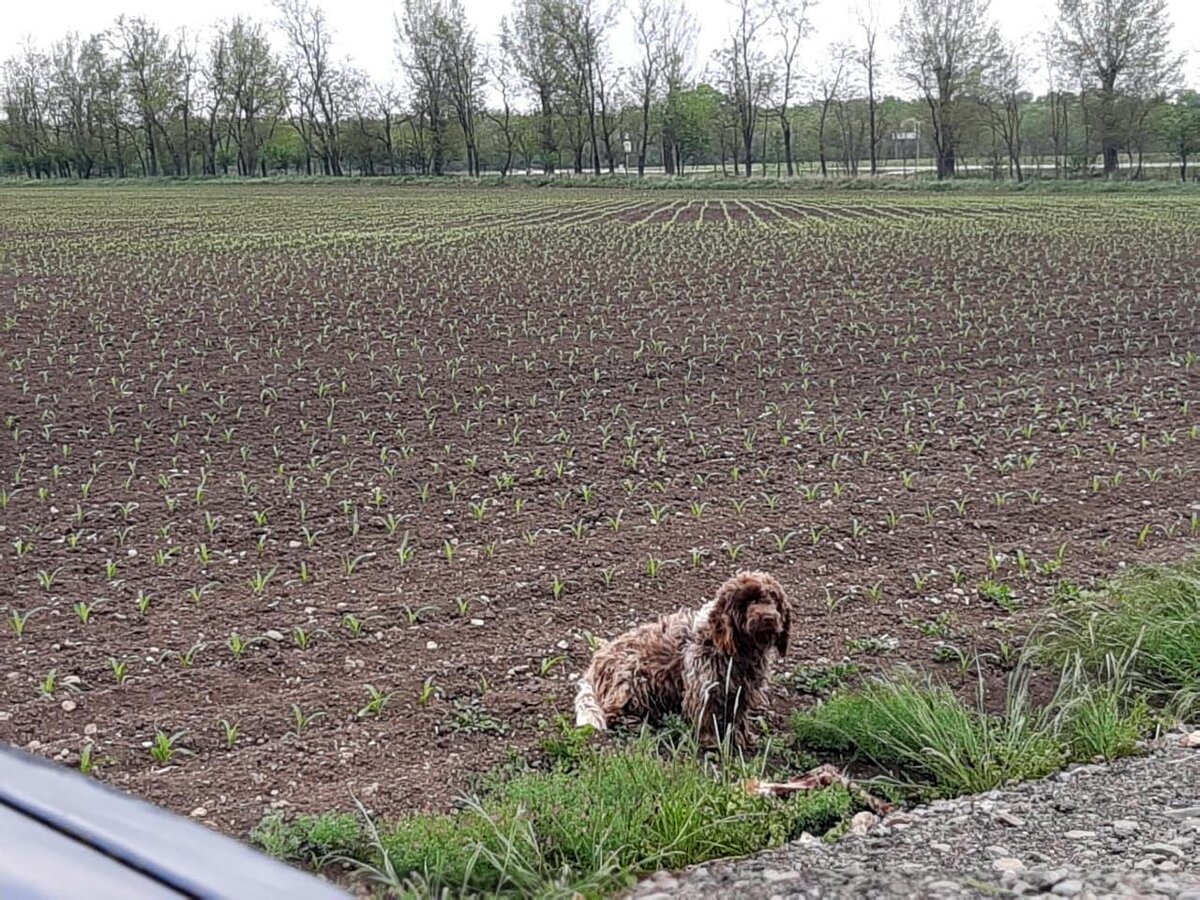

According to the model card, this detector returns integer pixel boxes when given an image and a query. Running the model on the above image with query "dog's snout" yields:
[750,609,781,630]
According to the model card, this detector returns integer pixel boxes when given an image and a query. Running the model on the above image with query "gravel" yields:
[627,726,1200,899]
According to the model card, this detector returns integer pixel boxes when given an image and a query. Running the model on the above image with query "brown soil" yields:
[0,186,1197,841]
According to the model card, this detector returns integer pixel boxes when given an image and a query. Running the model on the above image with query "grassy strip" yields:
[254,729,858,898]
[793,558,1199,798]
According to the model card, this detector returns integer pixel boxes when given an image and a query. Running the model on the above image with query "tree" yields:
[547,0,616,175]
[502,0,563,173]
[1157,90,1199,181]
[629,0,694,176]
[896,0,1001,179]
[110,16,180,175]
[1055,0,1179,175]
[48,34,98,177]
[1043,33,1075,176]
[658,2,695,175]
[672,83,721,171]
[630,0,662,176]
[396,0,450,174]
[3,43,52,177]
[437,0,484,176]
[725,0,773,177]
[174,29,200,175]
[773,0,812,177]
[202,28,231,175]
[980,41,1028,181]
[224,19,285,176]
[854,0,882,175]
[275,0,343,175]
[484,45,520,175]
[814,44,848,177]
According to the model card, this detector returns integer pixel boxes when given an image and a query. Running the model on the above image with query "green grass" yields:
[791,669,1065,797]
[1036,557,1200,718]
[793,556,1200,797]
[254,728,858,898]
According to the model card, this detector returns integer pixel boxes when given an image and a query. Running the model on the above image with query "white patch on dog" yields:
[574,677,608,730]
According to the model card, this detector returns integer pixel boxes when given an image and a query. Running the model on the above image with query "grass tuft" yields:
[791,668,1064,797]
[1037,558,1200,718]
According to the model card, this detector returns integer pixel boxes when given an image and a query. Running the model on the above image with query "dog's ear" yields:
[709,602,738,656]
[710,573,756,656]
[774,586,791,658]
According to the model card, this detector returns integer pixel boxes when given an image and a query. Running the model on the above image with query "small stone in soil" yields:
[1051,879,1084,897]
[1112,819,1140,837]
[1143,843,1185,859]
[991,858,1025,874]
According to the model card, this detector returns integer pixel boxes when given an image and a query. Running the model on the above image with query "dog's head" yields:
[709,571,791,658]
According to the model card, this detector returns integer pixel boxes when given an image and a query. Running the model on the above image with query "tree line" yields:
[3,0,1198,181]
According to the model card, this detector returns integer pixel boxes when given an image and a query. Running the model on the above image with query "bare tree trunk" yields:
[781,115,794,177]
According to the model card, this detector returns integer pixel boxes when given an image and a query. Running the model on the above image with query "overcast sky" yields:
[4,0,1198,100]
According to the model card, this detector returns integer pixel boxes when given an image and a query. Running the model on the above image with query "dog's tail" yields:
[574,678,607,731]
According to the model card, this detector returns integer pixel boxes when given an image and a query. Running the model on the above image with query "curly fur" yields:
[574,571,791,748]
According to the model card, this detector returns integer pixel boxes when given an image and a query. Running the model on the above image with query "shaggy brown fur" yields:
[574,571,791,748]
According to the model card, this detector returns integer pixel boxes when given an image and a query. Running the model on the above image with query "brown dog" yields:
[574,571,791,748]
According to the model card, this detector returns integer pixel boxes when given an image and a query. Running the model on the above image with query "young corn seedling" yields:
[550,575,568,601]
[402,604,436,626]
[227,631,260,659]
[148,729,190,764]
[247,566,277,595]
[358,685,394,718]
[771,531,798,553]
[78,743,109,776]
[109,657,128,684]
[418,676,439,706]
[288,705,326,736]
[340,551,373,575]
[73,598,103,625]
[8,606,44,639]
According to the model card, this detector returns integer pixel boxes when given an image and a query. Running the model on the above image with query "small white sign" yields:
[894,132,918,141]
[623,140,633,154]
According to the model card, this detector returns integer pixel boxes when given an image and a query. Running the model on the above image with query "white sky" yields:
[3,0,1198,102]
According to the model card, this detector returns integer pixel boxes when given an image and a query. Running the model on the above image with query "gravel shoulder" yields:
[630,728,1200,899]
